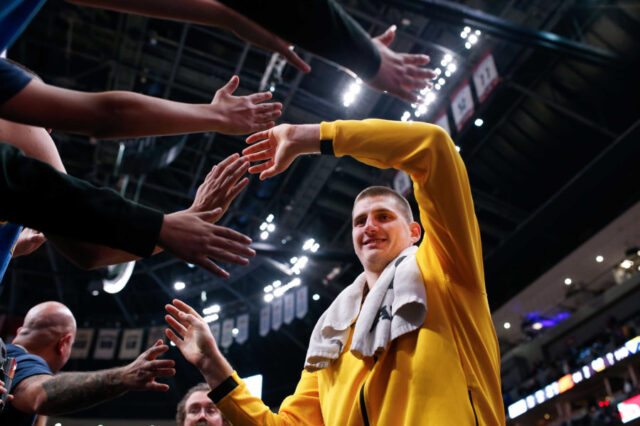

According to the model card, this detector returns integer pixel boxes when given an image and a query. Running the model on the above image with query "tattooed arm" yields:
[10,341,175,415]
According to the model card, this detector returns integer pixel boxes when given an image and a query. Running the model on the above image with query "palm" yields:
[243,124,297,179]
[182,324,215,368]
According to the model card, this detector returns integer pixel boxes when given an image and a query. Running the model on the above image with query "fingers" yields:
[281,47,311,73]
[172,299,202,319]
[197,257,230,278]
[242,149,272,163]
[197,208,223,224]
[146,381,170,392]
[375,25,397,47]
[150,368,176,378]
[211,225,253,246]
[165,311,188,336]
[144,342,169,359]
[403,53,431,66]
[221,75,240,94]
[246,130,271,144]
[207,247,250,266]
[165,328,183,347]
[249,91,273,104]
[147,359,175,369]
[248,159,274,174]
[242,140,271,155]
[406,66,437,80]
[256,111,281,124]
[225,177,249,204]
[250,121,276,133]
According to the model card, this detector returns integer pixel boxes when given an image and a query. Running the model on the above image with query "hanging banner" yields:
[210,321,221,344]
[146,325,165,348]
[221,318,234,348]
[472,51,499,103]
[118,328,144,360]
[283,293,295,324]
[296,286,308,319]
[93,328,119,360]
[235,313,249,344]
[434,110,451,135]
[70,328,94,359]
[451,80,474,131]
[272,297,283,331]
[259,306,270,337]
[393,171,412,197]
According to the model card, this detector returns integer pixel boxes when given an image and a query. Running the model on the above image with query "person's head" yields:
[13,301,76,372]
[352,186,421,277]
[176,383,228,426]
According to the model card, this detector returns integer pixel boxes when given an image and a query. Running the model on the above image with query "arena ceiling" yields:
[1,0,639,419]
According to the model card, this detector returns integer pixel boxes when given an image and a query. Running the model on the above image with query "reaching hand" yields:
[120,340,175,392]
[12,227,46,258]
[188,153,249,218]
[366,26,436,103]
[242,124,304,180]
[165,299,220,374]
[158,209,255,278]
[210,76,282,135]
[0,379,13,405]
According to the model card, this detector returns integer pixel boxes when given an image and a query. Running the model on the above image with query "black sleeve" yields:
[220,0,381,80]
[0,142,163,257]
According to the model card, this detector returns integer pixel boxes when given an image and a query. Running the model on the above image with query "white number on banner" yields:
[434,111,451,135]
[119,328,144,360]
[146,325,165,348]
[296,286,308,319]
[272,297,283,331]
[472,52,498,103]
[451,82,474,131]
[235,314,249,344]
[210,321,221,344]
[221,318,234,348]
[259,306,270,337]
[71,328,94,359]
[393,171,412,197]
[94,329,120,360]
[283,293,295,324]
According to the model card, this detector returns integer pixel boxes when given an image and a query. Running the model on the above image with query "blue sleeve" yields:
[7,345,52,390]
[0,59,32,105]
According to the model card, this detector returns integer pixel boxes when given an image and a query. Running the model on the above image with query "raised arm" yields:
[165,299,323,426]
[243,120,484,290]
[9,342,174,416]
[0,73,280,139]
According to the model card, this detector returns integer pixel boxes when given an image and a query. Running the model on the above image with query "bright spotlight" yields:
[174,281,186,291]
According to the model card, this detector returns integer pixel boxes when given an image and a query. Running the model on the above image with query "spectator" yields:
[176,383,229,426]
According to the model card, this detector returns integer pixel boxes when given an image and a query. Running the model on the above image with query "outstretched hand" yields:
[164,299,232,387]
[242,124,299,180]
[188,153,249,217]
[158,209,255,278]
[121,340,175,392]
[367,26,436,103]
[12,227,46,258]
[210,76,282,135]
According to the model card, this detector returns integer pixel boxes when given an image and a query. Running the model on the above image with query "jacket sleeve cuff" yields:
[207,372,240,403]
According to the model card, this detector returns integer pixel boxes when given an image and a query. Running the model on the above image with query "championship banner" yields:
[70,328,94,359]
[259,306,270,337]
[472,51,499,103]
[220,318,234,348]
[146,325,165,348]
[93,328,119,360]
[118,328,144,360]
[271,297,283,331]
[235,314,249,344]
[283,293,295,324]
[451,79,474,131]
[210,321,221,344]
[295,286,308,319]
[434,110,451,135]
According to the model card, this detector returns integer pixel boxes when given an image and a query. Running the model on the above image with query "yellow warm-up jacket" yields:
[216,120,505,425]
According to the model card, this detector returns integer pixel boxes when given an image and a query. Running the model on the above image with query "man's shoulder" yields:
[7,344,52,376]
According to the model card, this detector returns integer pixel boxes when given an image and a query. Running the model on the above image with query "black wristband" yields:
[320,139,335,156]
[207,375,239,403]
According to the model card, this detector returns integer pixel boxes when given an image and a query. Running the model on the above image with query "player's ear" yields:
[409,222,422,243]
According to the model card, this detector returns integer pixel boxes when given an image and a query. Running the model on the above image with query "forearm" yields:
[37,368,127,415]
[0,143,162,257]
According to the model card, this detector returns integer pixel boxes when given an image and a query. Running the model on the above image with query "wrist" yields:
[290,124,321,155]
[199,349,234,389]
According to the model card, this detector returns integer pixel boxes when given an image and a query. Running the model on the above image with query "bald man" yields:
[1,302,175,426]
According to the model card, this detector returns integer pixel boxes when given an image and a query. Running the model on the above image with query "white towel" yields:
[305,245,427,371]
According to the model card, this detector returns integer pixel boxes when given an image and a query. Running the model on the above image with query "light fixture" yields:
[532,322,543,330]
[446,63,457,73]
[460,31,468,39]
[91,290,99,296]
[260,231,269,240]
[187,263,195,268]
[264,285,273,293]
[264,293,274,303]
[468,34,478,44]
[203,304,221,315]
[596,255,604,263]
[290,256,298,264]
[445,70,451,77]
[564,278,572,285]
[266,214,274,223]
[434,84,441,91]
[504,322,511,329]
[201,291,207,302]
[401,111,411,122]
[475,30,481,35]
[232,328,239,336]
[174,281,186,291]
[267,223,276,232]
[474,118,484,127]
[465,42,472,49]
[103,261,136,294]
[259,222,268,231]
[273,280,281,288]
[620,259,634,269]
[312,294,320,301]
[342,78,362,108]
[434,68,441,76]
[303,238,315,251]
[455,145,461,152]
[203,314,218,323]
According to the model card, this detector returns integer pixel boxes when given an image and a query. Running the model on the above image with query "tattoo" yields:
[39,368,126,415]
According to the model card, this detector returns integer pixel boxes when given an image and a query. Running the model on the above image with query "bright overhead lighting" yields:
[445,70,451,78]
[564,278,572,285]
[460,31,468,39]
[264,285,273,293]
[260,222,268,231]
[438,78,445,85]
[468,34,478,44]
[434,68,441,76]
[434,84,441,91]
[273,280,282,288]
[203,304,221,315]
[465,42,472,49]
[201,291,207,302]
[312,293,320,301]
[91,290,99,296]
[464,26,471,32]
[187,263,195,268]
[266,214,274,223]
[620,259,634,269]
[232,328,239,336]
[267,223,276,232]
[475,30,481,35]
[290,256,298,264]
[203,314,219,323]
[455,145,461,152]
[504,322,511,329]
[447,63,457,73]
[103,261,135,294]
[595,255,604,263]
[303,238,316,251]
[174,281,186,291]
[532,322,543,330]
[264,293,274,303]
[310,242,320,253]
[474,118,484,127]
[260,231,269,240]
[342,78,362,108]
[443,53,452,63]
[401,111,411,122]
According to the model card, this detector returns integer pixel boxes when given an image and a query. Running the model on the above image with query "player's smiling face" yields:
[352,195,420,275]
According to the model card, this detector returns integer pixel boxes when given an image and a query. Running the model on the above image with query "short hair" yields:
[176,383,211,426]
[353,186,414,223]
